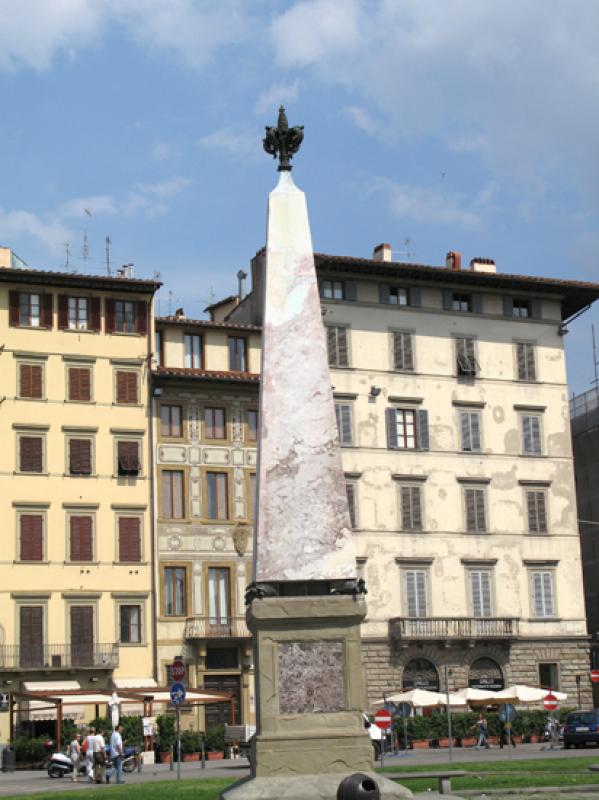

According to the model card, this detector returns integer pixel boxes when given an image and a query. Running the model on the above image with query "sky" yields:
[1,0,599,394]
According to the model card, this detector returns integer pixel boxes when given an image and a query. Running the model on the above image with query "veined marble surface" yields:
[254,171,357,581]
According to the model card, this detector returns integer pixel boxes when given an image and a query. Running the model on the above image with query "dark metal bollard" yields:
[337,773,381,800]
[1,747,16,773]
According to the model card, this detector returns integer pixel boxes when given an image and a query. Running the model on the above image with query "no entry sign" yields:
[591,669,599,684]
[374,709,392,730]
[171,658,186,682]
[544,693,559,711]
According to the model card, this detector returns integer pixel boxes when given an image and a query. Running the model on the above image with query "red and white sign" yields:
[591,669,599,684]
[544,693,559,711]
[171,659,186,682]
[374,709,393,730]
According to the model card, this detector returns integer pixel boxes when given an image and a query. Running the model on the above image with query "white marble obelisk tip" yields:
[253,171,357,582]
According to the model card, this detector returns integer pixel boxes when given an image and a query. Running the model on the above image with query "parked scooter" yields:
[47,751,88,779]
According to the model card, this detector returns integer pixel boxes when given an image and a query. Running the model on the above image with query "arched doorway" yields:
[468,657,504,690]
[402,657,440,691]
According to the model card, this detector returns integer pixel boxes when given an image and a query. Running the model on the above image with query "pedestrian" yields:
[476,713,490,750]
[69,733,82,781]
[499,720,516,749]
[84,727,96,782]
[93,727,107,784]
[547,715,560,750]
[108,724,125,784]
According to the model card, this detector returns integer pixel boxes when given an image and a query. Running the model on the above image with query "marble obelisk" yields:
[222,108,410,800]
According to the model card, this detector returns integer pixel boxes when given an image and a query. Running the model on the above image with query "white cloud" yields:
[342,106,379,138]
[254,80,300,116]
[0,207,73,254]
[152,141,174,161]
[197,128,262,161]
[60,195,117,218]
[122,176,192,217]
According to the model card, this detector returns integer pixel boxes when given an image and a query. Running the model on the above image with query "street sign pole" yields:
[176,706,181,781]
[444,665,453,765]
[403,717,408,755]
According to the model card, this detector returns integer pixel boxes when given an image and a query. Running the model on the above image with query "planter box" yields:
[207,751,224,760]
[530,735,540,743]
[461,737,477,747]
[183,753,200,762]
[412,740,429,750]
[159,751,172,764]
[438,738,452,748]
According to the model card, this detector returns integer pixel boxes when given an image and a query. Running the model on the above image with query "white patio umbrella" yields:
[493,685,568,704]
[372,688,465,709]
[448,687,499,706]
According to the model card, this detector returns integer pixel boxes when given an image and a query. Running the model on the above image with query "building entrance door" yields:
[203,674,241,726]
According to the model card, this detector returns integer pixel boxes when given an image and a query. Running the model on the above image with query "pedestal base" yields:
[221,772,413,800]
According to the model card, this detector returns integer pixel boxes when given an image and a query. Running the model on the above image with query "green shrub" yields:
[14,736,47,764]
[180,730,201,754]
[205,725,225,752]
[120,715,143,746]
[157,713,176,751]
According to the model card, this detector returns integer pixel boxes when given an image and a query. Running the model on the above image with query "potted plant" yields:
[157,714,175,763]
[181,730,201,762]
[205,725,225,760]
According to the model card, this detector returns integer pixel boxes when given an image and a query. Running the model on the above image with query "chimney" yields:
[175,307,185,319]
[117,263,134,279]
[237,269,248,300]
[446,251,462,271]
[470,257,496,274]
[372,243,392,263]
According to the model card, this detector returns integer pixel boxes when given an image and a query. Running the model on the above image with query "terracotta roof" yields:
[314,253,599,320]
[0,265,161,293]
[156,316,261,332]
[203,294,239,313]
[153,367,259,383]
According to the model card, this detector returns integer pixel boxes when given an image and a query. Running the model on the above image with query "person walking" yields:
[499,719,516,749]
[476,713,490,750]
[69,733,82,781]
[84,727,96,782]
[92,727,107,784]
[108,724,125,784]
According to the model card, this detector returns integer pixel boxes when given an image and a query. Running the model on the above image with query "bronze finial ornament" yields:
[263,105,304,171]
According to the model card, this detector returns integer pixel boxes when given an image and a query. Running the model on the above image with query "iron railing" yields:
[0,643,119,670]
[390,617,519,639]
[184,616,251,640]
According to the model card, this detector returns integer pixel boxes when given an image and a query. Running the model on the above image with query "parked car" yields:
[563,711,599,748]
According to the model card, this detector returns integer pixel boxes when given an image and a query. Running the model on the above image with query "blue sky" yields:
[1,0,599,393]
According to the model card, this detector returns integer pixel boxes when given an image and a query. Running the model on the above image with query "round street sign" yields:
[591,669,599,684]
[375,709,393,730]
[499,703,517,724]
[396,702,412,719]
[171,659,186,682]
[544,693,559,712]
[170,682,186,706]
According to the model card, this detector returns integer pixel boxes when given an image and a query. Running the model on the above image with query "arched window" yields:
[402,657,439,691]
[468,657,504,690]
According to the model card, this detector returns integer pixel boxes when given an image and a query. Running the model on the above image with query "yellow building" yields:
[0,248,160,742]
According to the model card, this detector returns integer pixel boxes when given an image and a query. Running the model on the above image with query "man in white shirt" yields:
[93,728,107,784]
[84,728,96,782]
[108,724,125,784]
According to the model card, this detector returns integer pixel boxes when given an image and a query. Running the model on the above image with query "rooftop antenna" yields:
[394,237,415,261]
[168,290,174,317]
[592,324,599,386]
[105,236,112,275]
[63,242,71,270]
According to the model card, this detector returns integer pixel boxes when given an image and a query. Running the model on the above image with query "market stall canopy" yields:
[112,678,158,690]
[22,681,80,692]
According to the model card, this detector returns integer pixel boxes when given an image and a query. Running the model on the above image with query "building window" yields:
[20,606,44,667]
[527,490,548,533]
[387,408,429,450]
[161,470,185,519]
[393,332,414,371]
[321,280,344,300]
[118,517,141,562]
[512,300,530,318]
[67,367,92,402]
[205,407,226,440]
[9,291,52,329]
[115,370,139,404]
[346,481,358,528]
[335,403,353,446]
[464,486,487,532]
[469,570,493,617]
[539,662,559,690]
[164,567,187,616]
[521,414,542,455]
[68,438,92,476]
[154,330,162,366]
[19,292,41,327]
[160,404,183,438]
[327,326,349,367]
[395,409,417,449]
[114,300,135,333]
[18,363,43,399]
[404,570,428,617]
[456,337,478,376]
[120,605,142,644]
[531,570,555,617]
[184,334,202,368]
[68,297,88,330]
[516,342,536,381]
[460,411,481,452]
[18,435,44,473]
[19,514,44,561]
[400,485,422,531]
[247,409,258,441]
[452,293,471,312]
[208,567,231,627]
[117,440,141,477]
[229,336,247,371]
[388,287,408,306]
[206,472,229,520]
[402,657,439,691]
[69,515,93,562]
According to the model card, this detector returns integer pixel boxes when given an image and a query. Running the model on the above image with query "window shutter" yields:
[379,284,389,304]
[405,571,427,617]
[335,405,353,446]
[70,439,91,475]
[135,301,148,334]
[69,368,91,402]
[105,298,115,333]
[472,293,483,314]
[526,343,536,380]
[20,436,42,472]
[20,364,43,399]
[530,299,542,319]
[400,486,412,530]
[337,327,348,367]
[326,326,336,366]
[116,371,138,404]
[410,287,421,307]
[443,290,453,310]
[394,332,414,371]
[465,488,485,532]
[58,295,69,328]
[90,297,101,332]
[536,492,547,532]
[411,487,422,530]
[119,517,141,562]
[475,489,486,531]
[417,410,429,450]
[480,571,492,616]
[542,572,554,615]
[503,296,514,317]
[70,516,93,561]
[460,412,472,451]
[41,294,53,328]
[527,490,547,533]
[346,483,356,528]
[345,281,357,301]
[20,515,43,561]
[405,571,417,616]
[516,343,526,380]
[20,606,43,664]
[9,291,20,326]
[470,412,481,450]
[522,416,532,453]
[118,440,141,475]
[531,416,541,454]
[319,282,325,299]
[386,408,398,449]
[471,572,482,617]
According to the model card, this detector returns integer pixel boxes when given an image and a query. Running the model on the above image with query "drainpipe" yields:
[148,298,159,684]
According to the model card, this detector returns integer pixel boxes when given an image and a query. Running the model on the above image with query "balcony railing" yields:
[184,616,251,640]
[0,643,119,670]
[389,617,519,640]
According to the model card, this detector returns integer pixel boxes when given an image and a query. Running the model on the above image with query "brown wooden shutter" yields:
[117,440,141,475]
[105,298,115,333]
[9,291,20,326]
[41,294,53,328]
[70,606,94,666]
[20,606,43,666]
[70,516,93,561]
[58,295,69,328]
[135,301,148,335]
[337,327,348,367]
[20,436,43,472]
[19,364,43,398]
[118,517,141,562]
[68,368,91,402]
[69,439,92,475]
[116,371,138,404]
[327,327,336,366]
[90,297,101,332]
[20,515,43,561]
